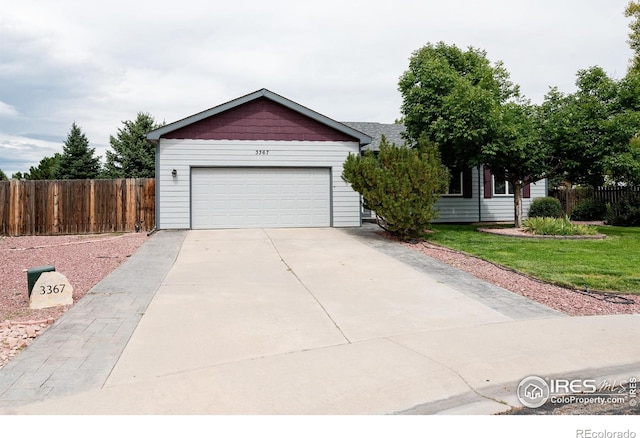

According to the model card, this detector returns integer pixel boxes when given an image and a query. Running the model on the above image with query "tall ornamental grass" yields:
[522,216,598,236]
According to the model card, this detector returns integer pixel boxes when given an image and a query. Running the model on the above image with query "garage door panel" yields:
[192,168,330,229]
[264,200,278,209]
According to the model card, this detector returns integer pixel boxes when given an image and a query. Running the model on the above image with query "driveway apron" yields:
[107,228,514,387]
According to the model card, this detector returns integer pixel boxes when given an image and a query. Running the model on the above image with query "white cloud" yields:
[0,134,61,177]
[0,102,18,117]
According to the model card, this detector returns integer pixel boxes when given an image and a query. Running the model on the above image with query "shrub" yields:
[522,216,598,236]
[342,134,449,239]
[570,198,607,221]
[527,197,563,218]
[605,193,640,226]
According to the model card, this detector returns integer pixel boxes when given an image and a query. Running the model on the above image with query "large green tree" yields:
[399,42,519,170]
[57,123,101,179]
[399,41,553,227]
[342,134,449,239]
[0,169,7,181]
[539,67,640,187]
[103,112,162,178]
[604,135,640,185]
[485,100,558,227]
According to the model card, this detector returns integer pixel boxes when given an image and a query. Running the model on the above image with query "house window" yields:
[493,175,514,196]
[444,171,463,196]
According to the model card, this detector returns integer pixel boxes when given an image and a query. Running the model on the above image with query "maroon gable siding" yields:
[163,97,357,142]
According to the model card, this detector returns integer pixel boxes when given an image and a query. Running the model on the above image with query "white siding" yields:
[157,139,361,229]
[479,178,547,222]
[435,168,482,222]
[434,166,548,223]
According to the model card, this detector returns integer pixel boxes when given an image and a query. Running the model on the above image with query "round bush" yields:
[570,198,607,221]
[527,197,563,218]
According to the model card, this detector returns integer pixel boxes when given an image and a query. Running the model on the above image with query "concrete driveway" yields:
[2,227,639,414]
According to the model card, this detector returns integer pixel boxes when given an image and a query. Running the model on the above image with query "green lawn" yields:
[423,225,640,294]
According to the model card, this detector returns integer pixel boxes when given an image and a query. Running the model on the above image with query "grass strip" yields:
[423,225,640,294]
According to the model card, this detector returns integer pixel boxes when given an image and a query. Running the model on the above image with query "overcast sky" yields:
[0,0,634,177]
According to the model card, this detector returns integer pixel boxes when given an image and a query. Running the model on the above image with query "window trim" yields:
[492,175,514,196]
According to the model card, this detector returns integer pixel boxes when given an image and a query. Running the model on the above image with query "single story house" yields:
[147,89,545,230]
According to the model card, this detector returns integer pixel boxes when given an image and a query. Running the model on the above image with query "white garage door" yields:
[191,167,331,229]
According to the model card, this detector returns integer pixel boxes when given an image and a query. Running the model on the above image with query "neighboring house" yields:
[146,88,372,230]
[342,122,547,223]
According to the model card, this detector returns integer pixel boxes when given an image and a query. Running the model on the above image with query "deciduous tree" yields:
[399,42,518,169]
[485,100,555,227]
[539,67,640,187]
[399,41,550,227]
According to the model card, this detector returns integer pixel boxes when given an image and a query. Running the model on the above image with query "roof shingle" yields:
[341,122,407,151]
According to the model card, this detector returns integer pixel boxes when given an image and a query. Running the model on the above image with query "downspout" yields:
[155,139,160,231]
[477,166,482,222]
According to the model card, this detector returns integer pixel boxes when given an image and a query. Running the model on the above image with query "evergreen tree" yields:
[342,135,449,239]
[0,169,7,181]
[25,153,62,180]
[57,123,101,179]
[103,112,162,178]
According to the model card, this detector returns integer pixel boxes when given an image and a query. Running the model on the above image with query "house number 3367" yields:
[255,150,269,155]
[40,284,66,295]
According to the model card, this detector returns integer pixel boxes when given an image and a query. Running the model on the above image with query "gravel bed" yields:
[0,232,148,368]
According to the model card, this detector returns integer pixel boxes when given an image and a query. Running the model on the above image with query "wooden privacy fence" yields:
[550,186,640,215]
[0,178,155,236]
